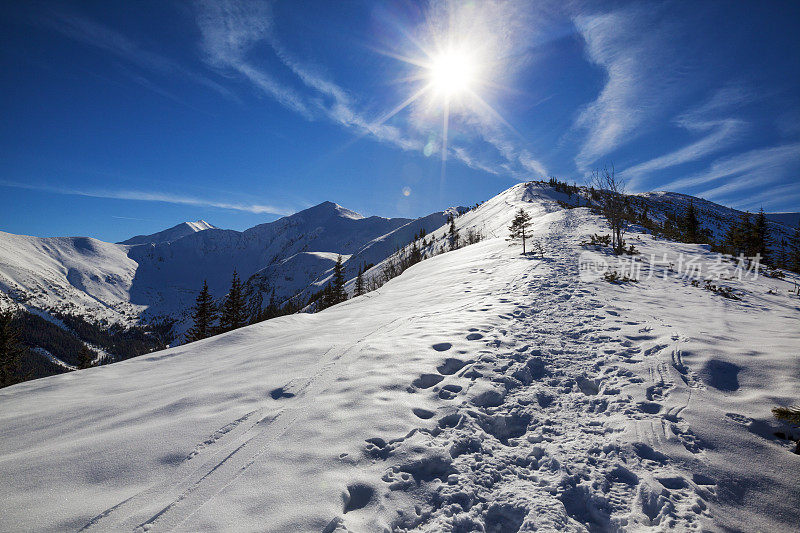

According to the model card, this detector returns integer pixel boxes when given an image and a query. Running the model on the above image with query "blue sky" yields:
[1,0,798,242]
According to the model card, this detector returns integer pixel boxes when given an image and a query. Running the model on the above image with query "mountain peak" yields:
[302,201,364,221]
[119,220,217,246]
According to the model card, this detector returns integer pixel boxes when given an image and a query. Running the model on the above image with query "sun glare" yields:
[429,50,475,97]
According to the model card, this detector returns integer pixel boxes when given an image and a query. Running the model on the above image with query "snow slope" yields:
[119,220,217,245]
[1,183,797,532]
[0,231,142,322]
[636,191,793,244]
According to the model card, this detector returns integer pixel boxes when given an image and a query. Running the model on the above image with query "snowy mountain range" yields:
[118,220,217,245]
[0,186,795,365]
[1,182,797,532]
[0,202,438,329]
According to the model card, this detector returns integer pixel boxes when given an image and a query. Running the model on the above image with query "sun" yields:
[428,49,476,97]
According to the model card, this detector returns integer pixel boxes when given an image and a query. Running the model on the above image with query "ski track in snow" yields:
[80,253,534,532]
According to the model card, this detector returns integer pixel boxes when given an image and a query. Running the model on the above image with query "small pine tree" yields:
[508,208,533,254]
[77,345,96,370]
[325,255,347,308]
[247,290,264,324]
[448,216,459,251]
[0,310,24,388]
[409,240,422,265]
[185,280,217,342]
[753,208,770,264]
[790,220,800,273]
[354,264,366,297]
[682,201,700,243]
[219,271,247,332]
[725,212,751,256]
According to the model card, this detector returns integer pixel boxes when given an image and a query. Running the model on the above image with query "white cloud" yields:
[659,142,800,201]
[0,180,293,216]
[572,6,686,171]
[623,85,755,188]
[194,0,548,180]
[662,143,800,207]
[727,183,800,212]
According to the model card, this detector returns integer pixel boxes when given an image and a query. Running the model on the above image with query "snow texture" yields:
[1,183,798,532]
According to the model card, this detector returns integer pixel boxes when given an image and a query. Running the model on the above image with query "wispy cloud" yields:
[572,6,687,171]
[0,180,293,216]
[623,85,754,188]
[727,183,800,212]
[196,0,421,148]
[661,142,800,193]
[194,0,548,179]
[43,9,237,102]
[652,142,800,211]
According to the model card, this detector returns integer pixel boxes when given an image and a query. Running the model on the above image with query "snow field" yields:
[0,183,797,532]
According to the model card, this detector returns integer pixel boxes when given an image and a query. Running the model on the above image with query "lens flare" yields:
[429,50,475,96]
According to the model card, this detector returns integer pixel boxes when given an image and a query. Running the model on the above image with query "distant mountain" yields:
[125,201,413,318]
[766,212,800,228]
[119,220,216,245]
[635,191,794,243]
[0,201,419,353]
[0,191,794,376]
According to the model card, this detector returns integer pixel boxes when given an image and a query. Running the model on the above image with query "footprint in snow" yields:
[270,387,295,400]
[437,358,471,375]
[411,374,443,389]
[343,483,373,513]
[432,342,452,352]
[412,408,435,419]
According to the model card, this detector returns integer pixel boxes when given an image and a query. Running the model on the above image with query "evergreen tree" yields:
[448,216,460,251]
[682,201,700,243]
[219,271,247,332]
[185,280,217,342]
[248,290,264,324]
[790,220,800,273]
[323,255,347,309]
[725,212,753,256]
[0,310,24,388]
[409,240,422,265]
[77,345,95,370]
[753,208,770,263]
[264,290,279,319]
[508,208,533,254]
[354,264,366,297]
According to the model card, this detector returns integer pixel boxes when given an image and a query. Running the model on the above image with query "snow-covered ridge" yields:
[766,212,800,228]
[119,220,217,245]
[1,181,797,531]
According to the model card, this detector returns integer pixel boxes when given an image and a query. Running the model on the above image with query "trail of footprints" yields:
[356,232,716,531]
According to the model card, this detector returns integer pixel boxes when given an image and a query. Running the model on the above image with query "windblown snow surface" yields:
[0,184,798,532]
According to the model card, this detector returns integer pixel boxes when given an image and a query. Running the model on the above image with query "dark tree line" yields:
[0,310,24,388]
[721,208,772,262]
[185,269,307,343]
[0,305,169,387]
